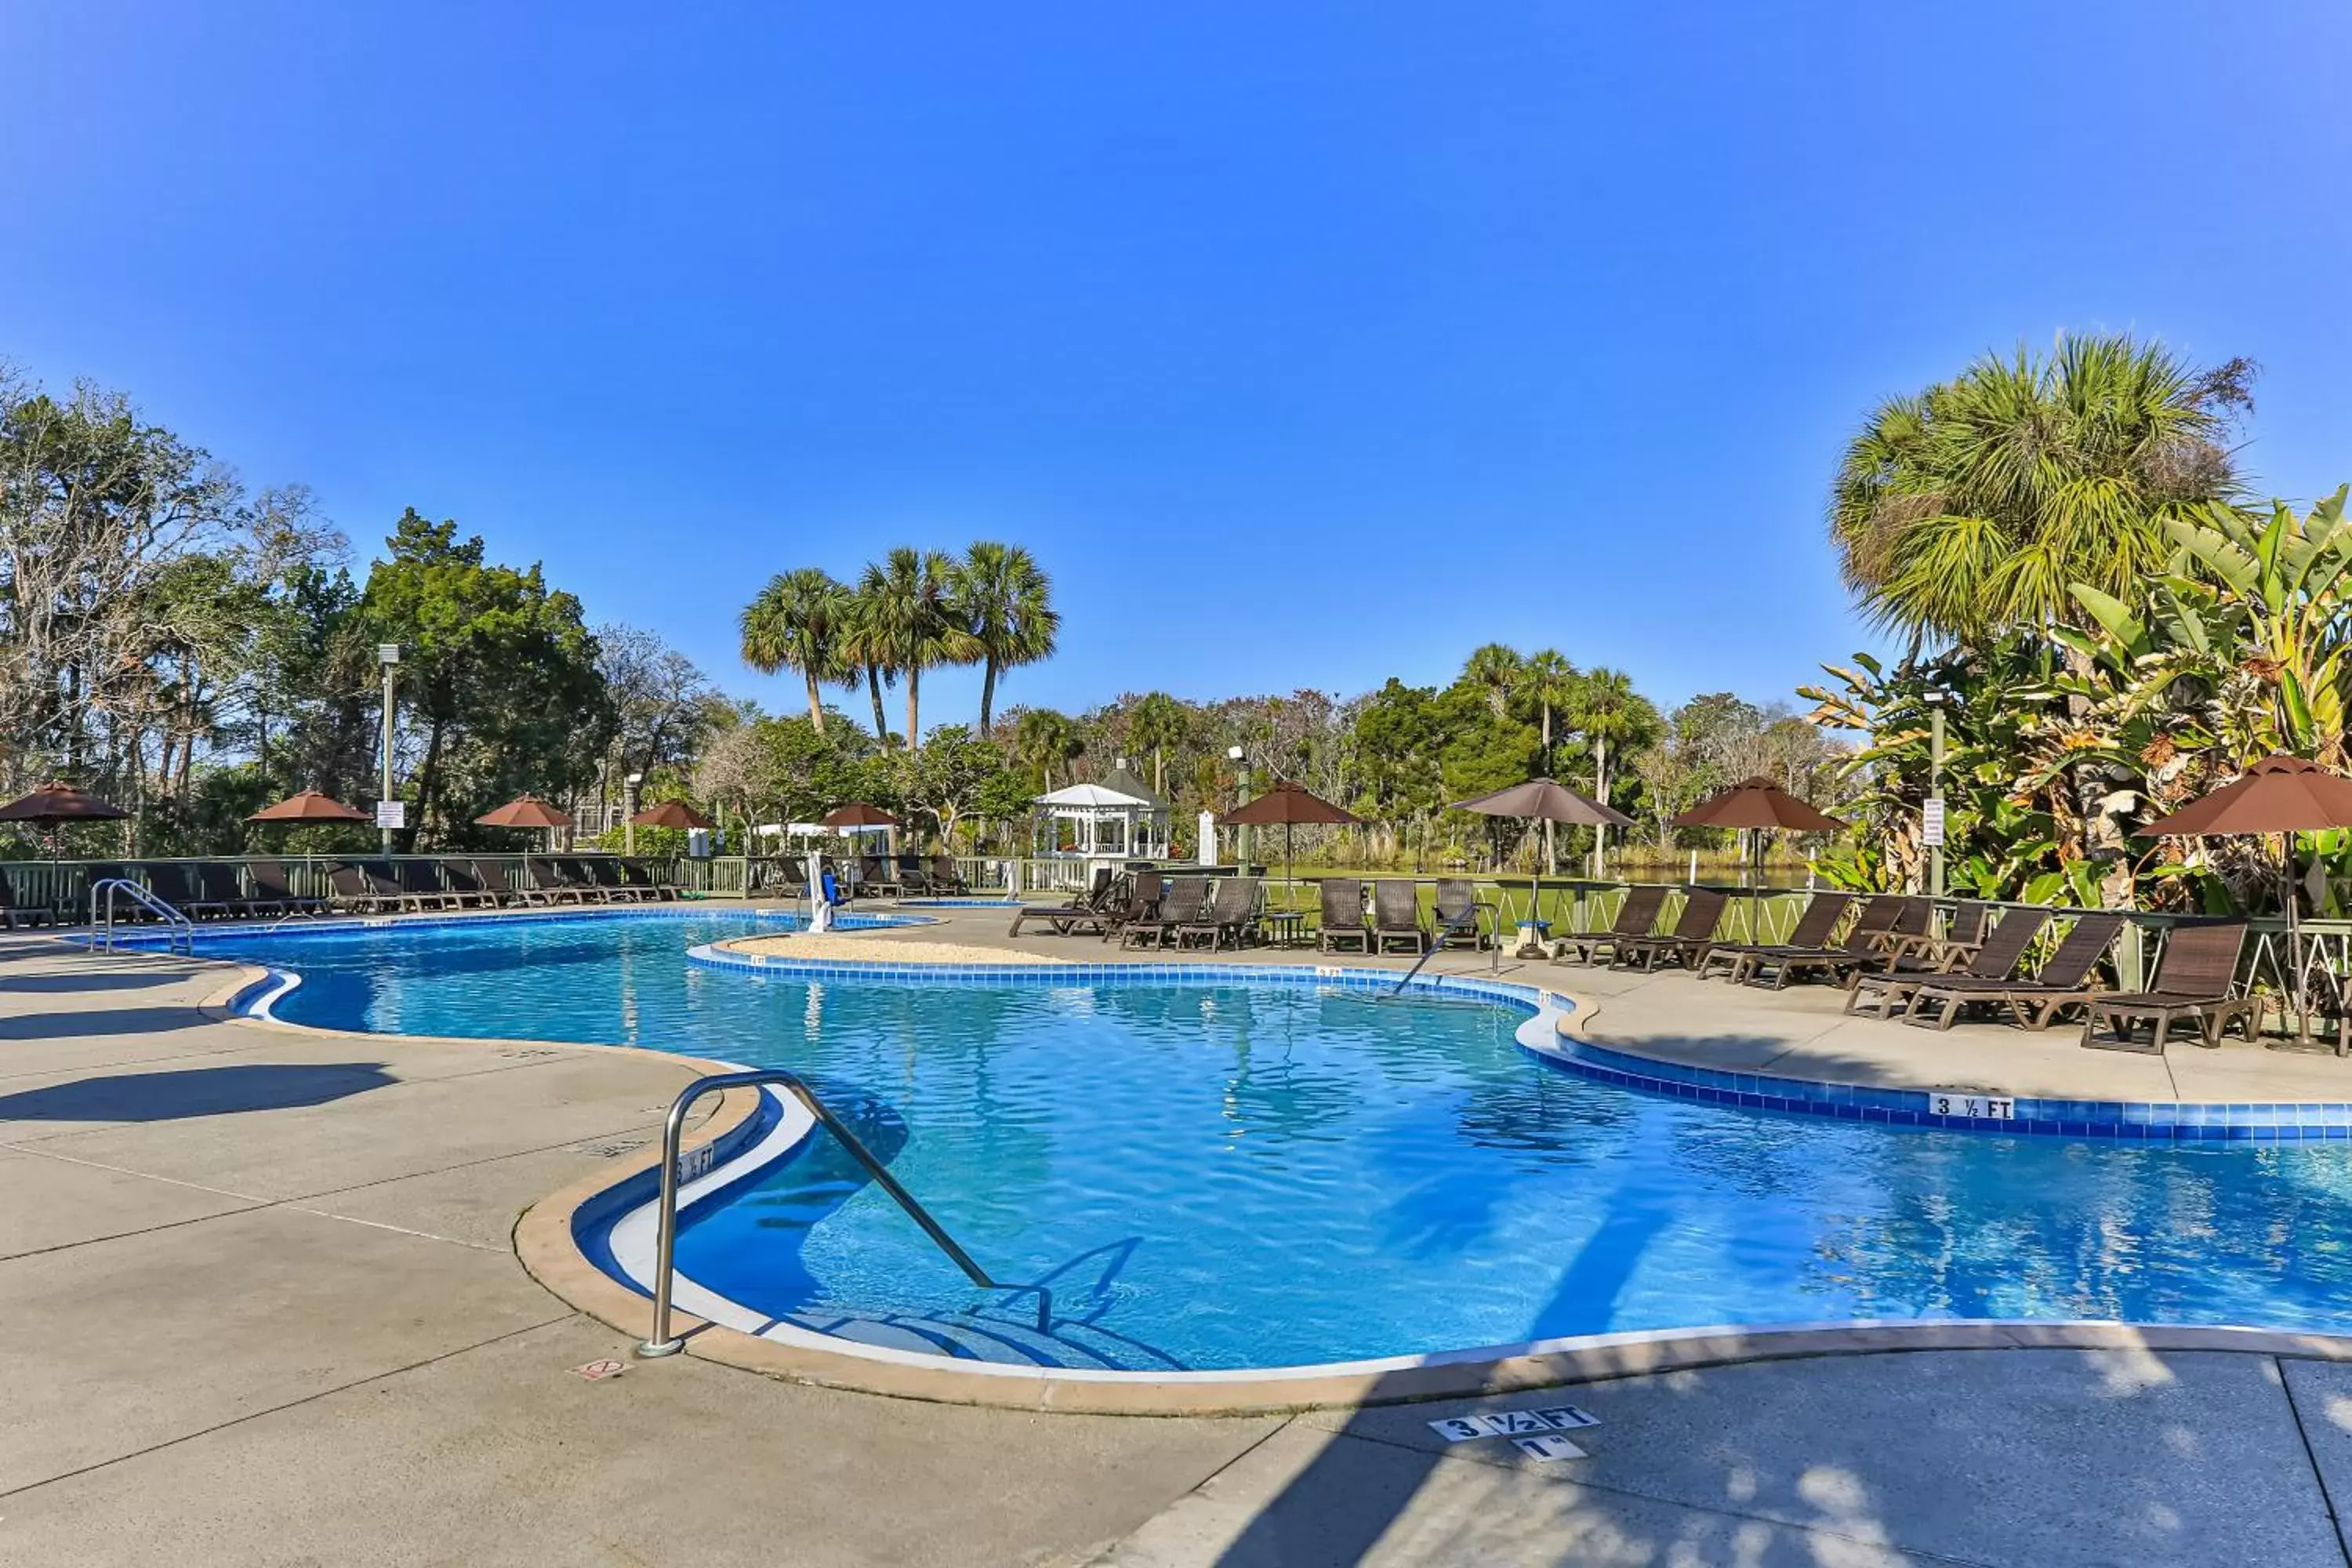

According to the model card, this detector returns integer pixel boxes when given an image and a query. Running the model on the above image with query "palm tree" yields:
[838,577,897,744]
[1830,333,2251,644]
[1013,707,1080,791]
[1461,643,1523,718]
[1571,667,1657,877]
[954,542,1059,731]
[738,568,847,734]
[860,546,975,750]
[1519,649,1577,872]
[1126,691,1189,798]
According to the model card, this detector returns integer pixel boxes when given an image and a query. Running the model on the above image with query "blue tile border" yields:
[1541,1036,2352,1142]
[87,903,927,954]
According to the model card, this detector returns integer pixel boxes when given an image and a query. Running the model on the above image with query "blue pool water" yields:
[217,913,2352,1370]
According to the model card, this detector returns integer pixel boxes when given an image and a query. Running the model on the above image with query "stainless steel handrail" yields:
[89,878,194,956]
[636,1067,997,1358]
[1387,908,1498,995]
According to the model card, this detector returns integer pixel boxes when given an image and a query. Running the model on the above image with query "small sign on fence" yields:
[1922,797,1946,848]
[375,800,406,829]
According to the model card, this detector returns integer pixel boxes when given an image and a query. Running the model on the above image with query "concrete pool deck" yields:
[9,909,2352,1563]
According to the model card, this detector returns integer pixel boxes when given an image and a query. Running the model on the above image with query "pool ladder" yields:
[635,1067,1000,1358]
[88,878,195,956]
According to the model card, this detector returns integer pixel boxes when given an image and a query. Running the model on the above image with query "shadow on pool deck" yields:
[0,1061,396,1123]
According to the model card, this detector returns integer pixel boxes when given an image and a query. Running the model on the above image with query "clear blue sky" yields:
[5,2,2349,727]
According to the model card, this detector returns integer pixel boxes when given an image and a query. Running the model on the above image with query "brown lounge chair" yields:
[1847,906,2053,1018]
[1552,885,1669,967]
[1904,912,2127,1030]
[1370,880,1428,954]
[1318,877,1370,953]
[1695,893,1854,979]
[1432,879,1494,950]
[1100,871,1164,944]
[1179,877,1261,950]
[1725,894,1911,986]
[1611,889,1729,973]
[249,858,326,915]
[1009,867,1115,937]
[2082,920,2257,1053]
[1123,876,1204,949]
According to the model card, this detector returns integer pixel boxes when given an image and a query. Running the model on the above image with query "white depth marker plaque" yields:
[1513,1433,1588,1461]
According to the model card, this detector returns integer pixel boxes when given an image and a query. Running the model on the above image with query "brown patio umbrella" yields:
[1675,777,1849,940]
[476,793,571,851]
[0,781,129,862]
[2142,755,2352,1034]
[1452,779,1634,935]
[821,802,898,829]
[1222,781,1363,896]
[0,781,129,825]
[630,799,715,830]
[247,790,371,823]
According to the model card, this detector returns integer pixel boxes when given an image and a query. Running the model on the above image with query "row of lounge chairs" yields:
[75,857,682,923]
[1559,887,2262,1051]
[1316,878,1494,954]
[1007,870,1271,949]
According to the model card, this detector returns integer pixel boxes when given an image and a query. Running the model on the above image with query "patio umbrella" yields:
[1451,779,1632,935]
[630,799,714,830]
[0,781,129,863]
[247,790,371,823]
[2141,754,2352,1036]
[476,793,571,851]
[821,802,898,830]
[1673,777,1849,941]
[1221,781,1362,899]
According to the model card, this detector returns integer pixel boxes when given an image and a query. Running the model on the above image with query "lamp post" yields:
[1923,691,1947,898]
[1227,745,1249,870]
[377,644,401,855]
[623,771,643,855]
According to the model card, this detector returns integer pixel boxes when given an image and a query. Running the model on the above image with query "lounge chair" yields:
[2082,920,2257,1052]
[1611,889,1730,973]
[1123,876,1203,949]
[1009,867,1115,937]
[1848,906,2053,1018]
[895,855,933,895]
[191,862,260,919]
[619,858,681,902]
[525,858,586,905]
[1694,893,1853,979]
[143,862,208,918]
[1100,871,1163,944]
[856,856,903,899]
[437,859,497,909]
[580,858,643,902]
[1370,880,1428,954]
[1552,886,1669,966]
[394,859,457,909]
[1433,879,1494,950]
[1722,894,1909,985]
[1179,877,1261,950]
[0,870,53,929]
[328,863,397,914]
[249,858,325,916]
[927,855,970,895]
[1318,877,1370,953]
[1904,912,2127,1030]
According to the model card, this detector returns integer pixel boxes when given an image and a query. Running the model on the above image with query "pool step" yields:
[770,1308,1140,1370]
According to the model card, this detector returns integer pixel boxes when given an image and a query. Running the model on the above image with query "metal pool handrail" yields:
[635,1066,997,1358]
[89,878,194,956]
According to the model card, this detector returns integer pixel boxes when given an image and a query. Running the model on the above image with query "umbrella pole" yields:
[2285,833,2307,1043]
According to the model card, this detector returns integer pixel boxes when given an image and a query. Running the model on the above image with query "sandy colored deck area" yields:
[7,913,2352,1564]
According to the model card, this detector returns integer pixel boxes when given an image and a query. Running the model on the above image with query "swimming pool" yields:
[211,912,2352,1371]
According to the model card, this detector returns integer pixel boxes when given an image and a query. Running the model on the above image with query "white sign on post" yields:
[1922,797,1945,848]
[375,800,406,829]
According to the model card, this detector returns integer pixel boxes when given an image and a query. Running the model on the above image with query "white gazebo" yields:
[1031,761,1172,863]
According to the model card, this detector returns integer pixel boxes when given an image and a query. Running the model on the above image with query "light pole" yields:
[1227,745,1249,870]
[377,644,401,855]
[1923,691,1947,898]
[623,771,643,854]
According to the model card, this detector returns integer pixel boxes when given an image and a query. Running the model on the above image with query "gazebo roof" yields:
[1034,780,1163,810]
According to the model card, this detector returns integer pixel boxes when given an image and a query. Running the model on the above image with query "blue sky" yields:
[5,2,2349,727]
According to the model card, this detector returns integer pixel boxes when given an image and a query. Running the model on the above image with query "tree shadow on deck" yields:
[0,1062,395,1124]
